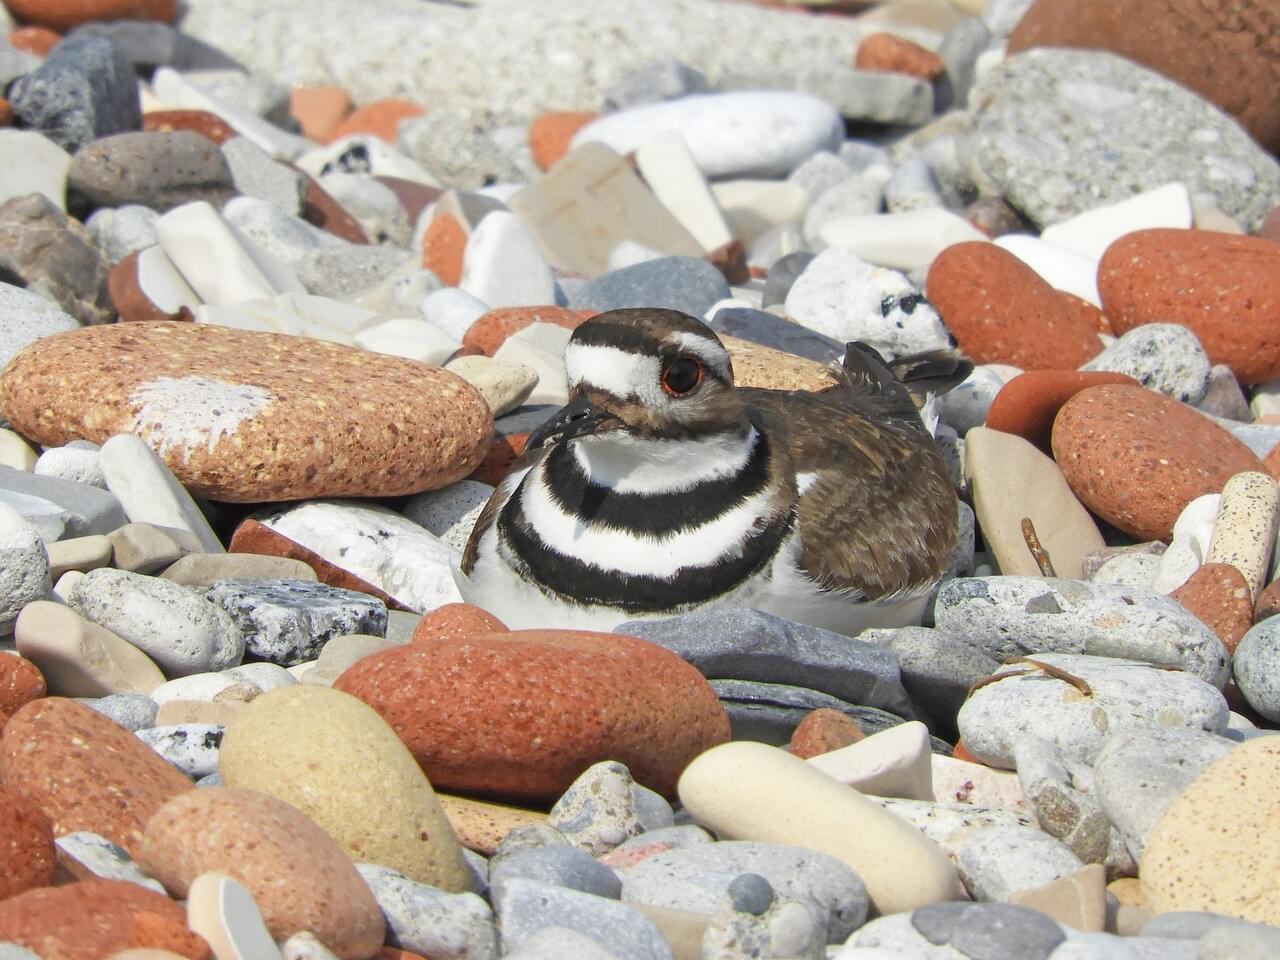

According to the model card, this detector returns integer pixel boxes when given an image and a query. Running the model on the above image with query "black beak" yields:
[526,395,615,451]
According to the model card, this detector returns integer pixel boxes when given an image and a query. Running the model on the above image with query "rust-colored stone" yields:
[0,652,46,715]
[1170,562,1254,654]
[1060,291,1113,336]
[107,250,194,324]
[411,603,508,644]
[925,241,1103,369]
[325,99,425,144]
[129,911,213,960]
[228,519,412,611]
[1051,384,1265,541]
[421,211,467,286]
[141,110,236,145]
[468,432,527,486]
[334,629,731,802]
[9,26,61,56]
[1098,229,1280,384]
[707,239,750,286]
[0,785,56,901]
[298,171,370,244]
[529,111,598,171]
[374,176,443,225]
[7,0,174,30]
[0,98,11,127]
[0,698,193,859]
[855,32,945,80]
[788,707,866,758]
[462,306,588,357]
[985,370,1139,452]
[1255,578,1280,622]
[963,197,1029,238]
[288,85,352,143]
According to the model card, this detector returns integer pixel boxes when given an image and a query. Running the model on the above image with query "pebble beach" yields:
[1,0,1280,957]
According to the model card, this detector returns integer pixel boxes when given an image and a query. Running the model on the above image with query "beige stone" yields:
[720,335,835,392]
[631,903,711,960]
[1008,862,1107,931]
[436,793,549,856]
[185,872,284,960]
[806,720,933,800]
[0,427,37,470]
[109,521,204,574]
[0,321,493,502]
[1140,735,1280,923]
[678,741,965,916]
[161,552,318,587]
[444,354,539,418]
[218,685,472,892]
[45,534,113,579]
[301,633,400,686]
[711,179,810,246]
[14,600,165,697]
[930,754,1027,810]
[1205,471,1279,600]
[155,699,244,726]
[965,426,1105,579]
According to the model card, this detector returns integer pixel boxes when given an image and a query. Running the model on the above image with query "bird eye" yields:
[661,357,704,396]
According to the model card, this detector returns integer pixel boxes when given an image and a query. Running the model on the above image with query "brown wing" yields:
[743,389,958,600]
[459,446,547,575]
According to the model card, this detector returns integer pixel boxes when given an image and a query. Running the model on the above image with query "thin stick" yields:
[1021,517,1057,578]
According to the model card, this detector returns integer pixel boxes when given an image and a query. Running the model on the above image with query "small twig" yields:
[967,656,1095,699]
[1021,517,1057,577]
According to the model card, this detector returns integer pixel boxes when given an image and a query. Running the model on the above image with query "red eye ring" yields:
[661,357,704,396]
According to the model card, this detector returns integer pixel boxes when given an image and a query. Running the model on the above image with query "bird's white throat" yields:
[570,425,759,496]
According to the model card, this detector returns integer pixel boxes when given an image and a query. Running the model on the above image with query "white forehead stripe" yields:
[564,343,664,404]
[671,331,732,380]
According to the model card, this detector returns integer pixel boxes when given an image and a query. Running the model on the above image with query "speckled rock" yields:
[334,627,730,802]
[1168,563,1254,653]
[984,370,1139,451]
[68,131,235,213]
[217,684,472,892]
[138,787,385,959]
[925,242,1102,369]
[1141,736,1280,924]
[0,321,493,502]
[0,697,193,858]
[956,653,1229,769]
[1098,230,1280,384]
[0,653,45,716]
[0,784,56,901]
[1051,384,1265,541]
[1081,323,1212,404]
[788,708,865,759]
[355,863,496,959]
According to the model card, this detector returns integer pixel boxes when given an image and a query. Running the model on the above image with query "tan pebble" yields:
[678,741,964,915]
[444,355,539,418]
[1107,876,1145,907]
[806,720,934,801]
[15,601,166,698]
[140,789,384,958]
[46,534,113,579]
[1008,862,1107,931]
[161,552,318,587]
[720,334,834,392]
[109,522,203,575]
[186,872,283,960]
[218,685,473,892]
[0,427,37,470]
[436,794,549,856]
[630,902,711,960]
[1204,471,1279,600]
[154,699,244,726]
[930,754,1028,810]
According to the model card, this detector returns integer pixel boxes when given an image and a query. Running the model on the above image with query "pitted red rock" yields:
[0,652,46,715]
[0,321,493,502]
[1098,229,1280,384]
[788,707,866,759]
[6,0,175,30]
[985,370,1139,451]
[855,33,945,80]
[334,628,731,802]
[925,241,1103,369]
[0,785,56,901]
[1051,384,1264,541]
[1170,562,1254,654]
[411,603,508,644]
[0,697,193,858]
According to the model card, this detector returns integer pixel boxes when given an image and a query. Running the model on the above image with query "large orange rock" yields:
[142,110,237,145]
[1008,0,1280,154]
[529,111,598,171]
[1098,229,1280,384]
[925,242,1103,370]
[1051,384,1264,541]
[334,628,731,802]
[0,785,56,901]
[0,879,206,960]
[0,652,45,715]
[985,370,1139,451]
[0,698,193,859]
[6,0,174,31]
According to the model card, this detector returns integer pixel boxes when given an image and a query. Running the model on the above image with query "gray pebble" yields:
[802,174,882,248]
[728,873,775,916]
[950,824,1083,902]
[568,256,731,318]
[10,36,140,154]
[489,844,622,903]
[356,862,498,960]
[0,282,80,372]
[182,68,291,126]
[136,723,224,778]
[759,253,817,310]
[68,567,244,675]
[402,481,495,553]
[318,172,410,247]
[398,108,522,189]
[711,679,919,746]
[603,59,710,111]
[848,909,958,956]
[495,877,672,960]
[68,131,234,213]
[205,578,386,667]
[1092,727,1234,862]
[708,304,842,363]
[885,154,943,214]
[631,781,674,831]
[548,760,644,857]
[1082,324,1211,404]
[719,67,933,126]
[504,928,621,960]
[1089,552,1160,589]
[0,193,113,326]
[492,823,571,860]
[1231,617,1280,721]
[933,576,1230,688]
[221,195,338,264]
[1140,910,1269,940]
[69,20,179,73]
[294,245,413,300]
[84,204,161,264]
[617,839,868,944]
[947,903,1066,960]
[78,693,159,731]
[786,151,852,200]
[1014,735,1111,865]
[221,136,306,216]
[1194,364,1251,421]
[936,16,992,112]
[55,830,166,893]
[956,653,1229,769]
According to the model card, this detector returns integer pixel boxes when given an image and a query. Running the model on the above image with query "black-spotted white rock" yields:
[136,723,224,778]
[1081,323,1211,404]
[66,568,244,676]
[933,577,1230,688]
[204,579,387,667]
[546,761,644,858]
[956,653,1229,769]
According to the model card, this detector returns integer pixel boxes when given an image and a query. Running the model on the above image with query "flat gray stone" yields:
[706,305,842,363]
[945,902,1066,960]
[567,256,730,317]
[69,20,180,72]
[221,136,306,215]
[618,608,916,719]
[956,653,1229,769]
[293,245,412,299]
[972,48,1280,230]
[0,465,126,538]
[933,577,1230,688]
[1092,726,1234,862]
[617,839,868,944]
[710,679,920,746]
[356,863,498,959]
[0,503,51,633]
[54,831,166,893]
[77,692,158,731]
[495,877,673,960]
[1082,324,1211,404]
[489,844,622,903]
[84,204,161,264]
[718,67,934,126]
[204,578,387,667]
[69,130,235,213]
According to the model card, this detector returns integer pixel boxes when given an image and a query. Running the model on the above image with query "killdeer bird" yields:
[456,308,966,634]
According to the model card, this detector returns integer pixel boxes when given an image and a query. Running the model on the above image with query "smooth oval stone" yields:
[68,130,235,212]
[1141,736,1280,924]
[956,653,1229,769]
[567,256,730,318]
[218,684,472,892]
[1231,618,1280,722]
[933,576,1230,688]
[139,787,385,958]
[617,839,868,944]
[1081,323,1211,404]
[0,321,493,503]
[677,741,963,916]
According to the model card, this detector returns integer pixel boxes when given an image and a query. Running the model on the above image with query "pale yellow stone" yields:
[1140,735,1280,923]
[14,600,165,697]
[965,427,1105,579]
[807,720,934,800]
[219,684,473,892]
[678,741,964,915]
[631,903,711,960]
[0,427,38,470]
[155,699,244,726]
[1205,471,1279,601]
[436,793,549,856]
[45,534,113,579]
[1008,863,1107,931]
[444,355,539,418]
[711,179,810,245]
[721,335,835,392]
[109,521,203,574]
